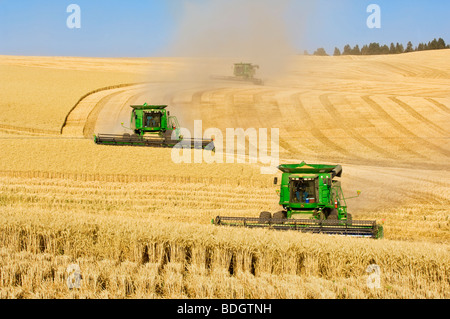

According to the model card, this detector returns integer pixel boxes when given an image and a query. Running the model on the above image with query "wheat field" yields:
[0,51,449,299]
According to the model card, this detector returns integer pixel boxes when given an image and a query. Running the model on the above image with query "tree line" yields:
[307,38,449,56]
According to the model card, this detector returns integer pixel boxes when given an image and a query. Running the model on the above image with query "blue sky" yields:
[294,0,450,54]
[0,0,448,57]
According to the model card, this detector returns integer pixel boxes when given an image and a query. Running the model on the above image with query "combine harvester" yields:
[214,162,384,239]
[211,63,264,85]
[94,104,214,150]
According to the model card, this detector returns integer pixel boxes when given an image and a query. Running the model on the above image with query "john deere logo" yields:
[301,204,304,208]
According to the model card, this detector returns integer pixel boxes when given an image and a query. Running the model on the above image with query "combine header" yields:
[94,104,214,150]
[211,63,264,85]
[213,162,383,239]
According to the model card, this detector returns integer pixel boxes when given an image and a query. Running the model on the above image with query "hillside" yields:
[0,50,448,298]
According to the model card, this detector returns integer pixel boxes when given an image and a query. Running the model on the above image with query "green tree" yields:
[313,48,328,56]
[342,44,352,55]
[405,41,414,53]
[395,43,404,54]
[381,45,390,55]
[368,42,381,55]
[437,38,446,49]
[389,43,396,54]
[429,39,438,50]
[351,44,361,55]
[361,45,369,55]
[417,43,426,51]
[333,47,341,56]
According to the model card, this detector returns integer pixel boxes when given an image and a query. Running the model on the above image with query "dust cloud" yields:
[140,0,300,132]
[170,0,295,80]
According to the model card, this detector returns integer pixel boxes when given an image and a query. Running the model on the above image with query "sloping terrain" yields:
[0,50,449,298]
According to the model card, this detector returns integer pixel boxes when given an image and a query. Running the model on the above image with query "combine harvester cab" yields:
[214,162,384,239]
[211,63,264,85]
[94,104,214,150]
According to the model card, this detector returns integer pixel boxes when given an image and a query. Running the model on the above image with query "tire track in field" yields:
[347,96,429,161]
[374,61,418,77]
[113,90,150,127]
[83,90,126,138]
[223,87,259,133]
[190,88,229,127]
[196,86,255,129]
[144,83,209,126]
[0,124,59,136]
[237,88,284,156]
[425,98,450,114]
[358,167,450,203]
[389,96,449,135]
[345,169,449,206]
[252,88,286,128]
[235,88,275,128]
[93,87,154,136]
[252,89,304,156]
[369,168,450,188]
[212,87,277,157]
[280,90,338,158]
[61,82,147,134]
[319,94,395,159]
[347,174,449,206]
[177,84,230,126]
[290,93,362,160]
[62,84,147,137]
[361,96,449,158]
[265,89,319,156]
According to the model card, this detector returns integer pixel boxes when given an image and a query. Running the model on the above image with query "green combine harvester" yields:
[94,104,214,150]
[211,63,264,85]
[214,162,384,239]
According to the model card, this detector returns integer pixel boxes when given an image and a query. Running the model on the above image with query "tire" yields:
[327,212,339,226]
[327,209,339,225]
[346,213,353,225]
[273,211,287,221]
[259,211,272,223]
[328,208,338,219]
[164,130,175,142]
[319,211,327,220]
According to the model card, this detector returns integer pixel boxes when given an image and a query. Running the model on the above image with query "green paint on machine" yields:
[214,162,384,239]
